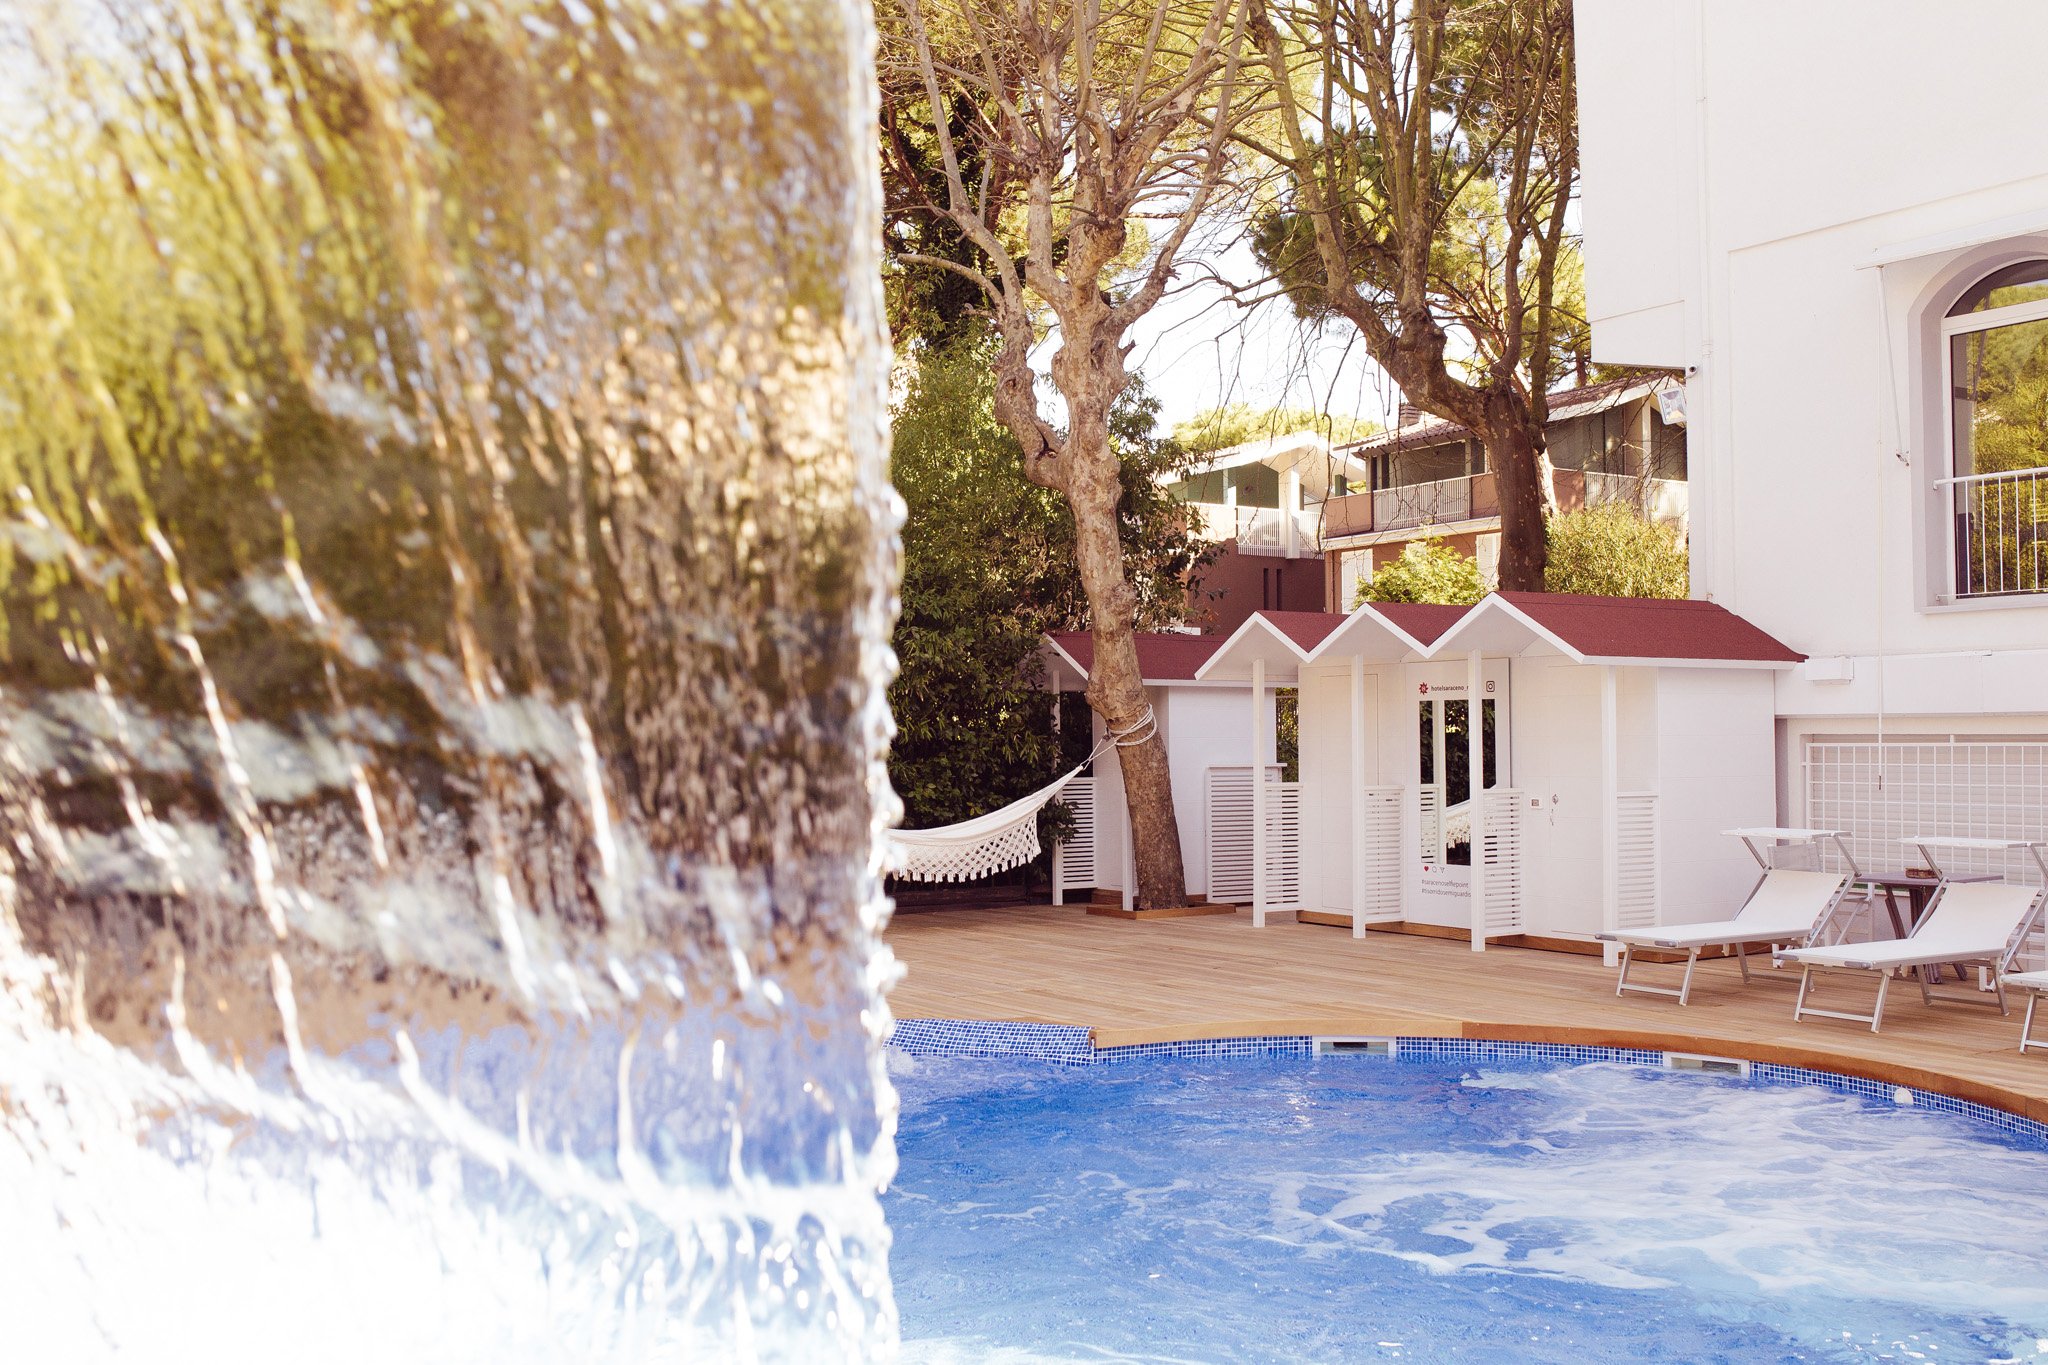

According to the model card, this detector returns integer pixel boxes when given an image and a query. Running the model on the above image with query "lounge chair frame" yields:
[1997,971,2048,1054]
[1786,838,2048,1033]
[1605,829,1861,1006]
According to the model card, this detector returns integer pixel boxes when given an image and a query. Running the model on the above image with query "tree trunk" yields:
[1058,340,1190,911]
[1090,650,1187,911]
[1478,396,1551,592]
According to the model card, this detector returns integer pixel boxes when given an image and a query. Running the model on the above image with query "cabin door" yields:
[1406,660,1510,926]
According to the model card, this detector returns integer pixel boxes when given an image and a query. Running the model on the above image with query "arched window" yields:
[1943,260,2048,597]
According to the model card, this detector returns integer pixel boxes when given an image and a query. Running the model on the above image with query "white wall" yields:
[1160,684,1267,899]
[1504,657,1605,937]
[1498,661,1774,938]
[1297,665,1386,913]
[1654,669,1778,926]
[1573,0,1690,367]
[1577,0,2048,712]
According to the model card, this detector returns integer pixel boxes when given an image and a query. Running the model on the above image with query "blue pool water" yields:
[885,1053,2048,1364]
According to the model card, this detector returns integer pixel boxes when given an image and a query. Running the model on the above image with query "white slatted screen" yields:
[1205,766,1292,905]
[1479,788,1524,935]
[1417,785,1441,864]
[1617,791,1658,930]
[1356,785,1404,922]
[1054,776,1097,891]
[1265,782,1303,909]
[1206,767,1254,902]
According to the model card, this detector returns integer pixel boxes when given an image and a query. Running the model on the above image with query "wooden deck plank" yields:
[884,905,2048,1121]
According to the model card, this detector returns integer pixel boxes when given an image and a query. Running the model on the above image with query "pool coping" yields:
[888,1016,2048,1147]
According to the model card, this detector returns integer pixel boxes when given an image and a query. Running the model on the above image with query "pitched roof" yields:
[1046,630,1226,683]
[1050,594,1799,685]
[1488,592,1804,664]
[1367,602,1470,646]
[1250,610,1348,653]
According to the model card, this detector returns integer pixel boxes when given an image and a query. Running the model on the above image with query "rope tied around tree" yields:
[1105,704,1156,749]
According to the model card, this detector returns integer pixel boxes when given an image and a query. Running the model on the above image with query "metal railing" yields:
[1176,502,1320,557]
[1584,472,1689,524]
[1235,505,1287,550]
[1940,466,2048,598]
[1234,505,1320,556]
[1311,470,1691,546]
[1374,475,1470,531]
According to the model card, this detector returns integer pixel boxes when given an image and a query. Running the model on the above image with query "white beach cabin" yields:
[1195,594,1804,959]
[1037,631,1258,916]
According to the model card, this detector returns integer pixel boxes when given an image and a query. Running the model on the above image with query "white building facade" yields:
[1577,0,2048,882]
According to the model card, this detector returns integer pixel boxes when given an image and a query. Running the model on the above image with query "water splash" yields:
[0,0,901,1357]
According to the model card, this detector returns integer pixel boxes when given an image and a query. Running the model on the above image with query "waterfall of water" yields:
[0,0,901,1358]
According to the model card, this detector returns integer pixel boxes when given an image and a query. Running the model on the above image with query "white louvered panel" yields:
[1265,782,1303,909]
[1206,767,1254,902]
[1417,784,1441,865]
[1617,791,1658,930]
[1356,785,1404,922]
[1806,741,2048,970]
[1479,788,1523,935]
[1056,777,1097,890]
[1207,766,1288,904]
[1204,766,1277,903]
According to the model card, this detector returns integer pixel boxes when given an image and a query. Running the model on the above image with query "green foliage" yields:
[1544,503,1690,599]
[1275,688,1299,783]
[1171,403,1380,455]
[1954,317,2048,475]
[888,338,1213,831]
[880,92,1003,348]
[1250,156,1591,398]
[1354,538,1488,607]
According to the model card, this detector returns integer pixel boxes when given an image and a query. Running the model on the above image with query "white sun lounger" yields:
[1596,829,1858,1006]
[2002,971,2048,1054]
[1777,837,2048,1033]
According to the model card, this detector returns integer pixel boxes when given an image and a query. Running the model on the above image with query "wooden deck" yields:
[884,905,2048,1122]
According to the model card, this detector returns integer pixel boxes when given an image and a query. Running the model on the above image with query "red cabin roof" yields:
[1247,610,1348,653]
[1366,602,1470,647]
[1046,631,1226,682]
[1485,592,1804,664]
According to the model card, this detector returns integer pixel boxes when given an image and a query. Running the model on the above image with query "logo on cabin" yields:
[1418,683,1428,695]
[1485,680,1496,693]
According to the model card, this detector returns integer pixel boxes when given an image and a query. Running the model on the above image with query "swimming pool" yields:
[885,1045,2048,1364]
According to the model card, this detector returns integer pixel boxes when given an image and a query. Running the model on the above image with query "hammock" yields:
[886,705,1154,884]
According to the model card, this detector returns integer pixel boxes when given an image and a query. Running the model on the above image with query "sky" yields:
[1031,232,1410,439]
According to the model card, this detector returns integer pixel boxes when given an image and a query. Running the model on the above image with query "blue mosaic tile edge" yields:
[887,1017,2048,1147]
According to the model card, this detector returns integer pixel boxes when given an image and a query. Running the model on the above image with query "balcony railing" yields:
[1234,506,1320,557]
[1374,475,1473,531]
[1941,466,2048,598]
[1317,469,1688,542]
[1181,502,1320,557]
[1585,471,1689,523]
